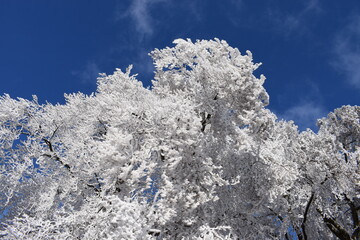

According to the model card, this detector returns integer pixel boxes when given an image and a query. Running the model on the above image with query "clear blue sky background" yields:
[0,0,359,131]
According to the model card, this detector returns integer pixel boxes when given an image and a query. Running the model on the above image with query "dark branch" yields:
[43,138,54,152]
[352,227,360,239]
[44,126,61,151]
[49,125,60,140]
[87,173,102,193]
[21,129,71,171]
[200,112,211,132]
[87,184,101,192]
[320,176,328,185]
[97,206,106,213]
[344,195,359,228]
[300,192,314,240]
[148,229,161,237]
[343,194,360,238]
[213,93,218,100]
[316,208,351,240]
[160,149,165,161]
[43,153,71,171]
[268,208,290,240]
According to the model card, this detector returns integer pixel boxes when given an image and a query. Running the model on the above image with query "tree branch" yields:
[87,173,102,193]
[200,112,211,132]
[299,192,314,240]
[268,208,290,240]
[43,138,54,152]
[343,194,360,239]
[316,208,351,240]
[43,153,71,171]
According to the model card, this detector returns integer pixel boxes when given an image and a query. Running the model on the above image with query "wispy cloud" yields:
[304,0,321,12]
[266,0,322,36]
[185,0,205,22]
[225,0,243,26]
[280,101,327,131]
[276,79,327,131]
[116,0,170,39]
[72,62,100,85]
[333,15,360,89]
[128,0,154,36]
[229,0,243,9]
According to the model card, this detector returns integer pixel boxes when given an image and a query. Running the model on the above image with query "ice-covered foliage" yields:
[0,39,359,239]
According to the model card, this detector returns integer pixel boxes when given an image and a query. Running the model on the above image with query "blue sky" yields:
[0,0,359,130]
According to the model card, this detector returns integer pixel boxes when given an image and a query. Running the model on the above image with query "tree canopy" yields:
[0,39,359,239]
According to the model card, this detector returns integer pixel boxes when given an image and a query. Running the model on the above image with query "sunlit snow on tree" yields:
[0,39,359,239]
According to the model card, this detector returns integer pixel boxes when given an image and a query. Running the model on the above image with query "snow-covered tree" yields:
[0,39,359,239]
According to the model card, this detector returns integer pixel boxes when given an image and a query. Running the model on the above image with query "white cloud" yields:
[266,0,322,36]
[303,0,321,12]
[72,62,100,85]
[229,0,242,9]
[185,0,204,22]
[333,15,360,89]
[280,101,327,131]
[129,0,154,36]
[116,0,169,39]
[276,80,327,131]
[225,0,243,26]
